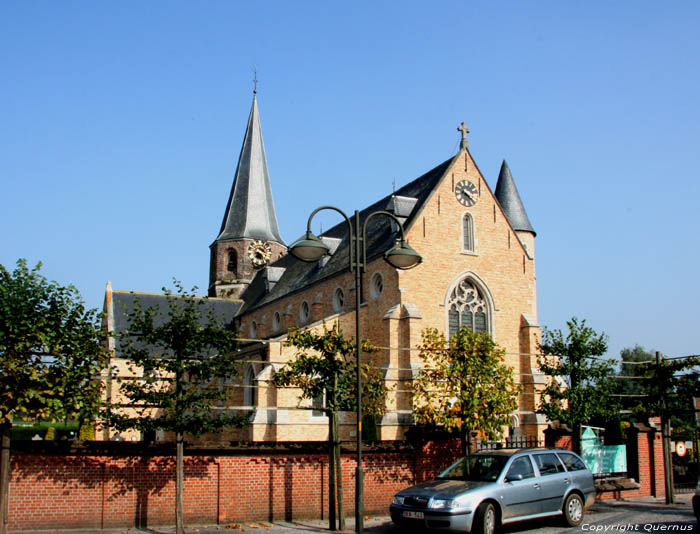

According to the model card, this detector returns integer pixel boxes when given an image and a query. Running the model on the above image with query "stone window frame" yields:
[370,271,384,301]
[249,320,257,340]
[299,300,310,324]
[444,272,495,338]
[273,311,281,332]
[243,363,257,408]
[332,287,345,313]
[227,248,237,272]
[462,212,476,254]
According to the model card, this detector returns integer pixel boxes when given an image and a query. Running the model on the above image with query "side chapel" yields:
[104,91,546,442]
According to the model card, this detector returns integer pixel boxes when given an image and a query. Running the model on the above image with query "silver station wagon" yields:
[390,448,595,534]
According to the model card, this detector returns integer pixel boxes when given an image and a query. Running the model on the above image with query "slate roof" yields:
[494,160,536,236]
[215,94,284,245]
[239,155,458,313]
[109,290,243,357]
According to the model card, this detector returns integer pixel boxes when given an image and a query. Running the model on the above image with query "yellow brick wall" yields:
[233,147,541,442]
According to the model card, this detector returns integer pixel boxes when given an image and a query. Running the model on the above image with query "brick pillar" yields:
[649,417,666,498]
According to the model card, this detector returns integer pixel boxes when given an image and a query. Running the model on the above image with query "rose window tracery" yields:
[447,279,489,337]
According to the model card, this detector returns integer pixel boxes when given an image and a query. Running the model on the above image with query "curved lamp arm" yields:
[362,210,422,270]
[291,206,356,270]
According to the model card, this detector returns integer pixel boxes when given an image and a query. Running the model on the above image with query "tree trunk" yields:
[572,422,582,457]
[334,412,344,530]
[461,421,472,457]
[0,424,10,534]
[328,411,336,531]
[176,431,184,534]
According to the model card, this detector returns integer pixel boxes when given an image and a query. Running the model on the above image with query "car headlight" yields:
[430,498,456,509]
[393,496,405,505]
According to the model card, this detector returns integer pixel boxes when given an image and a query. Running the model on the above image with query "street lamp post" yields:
[289,206,421,533]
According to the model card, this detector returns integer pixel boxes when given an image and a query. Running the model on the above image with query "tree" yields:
[614,345,655,410]
[537,317,618,455]
[272,324,387,532]
[0,259,107,534]
[412,327,521,457]
[108,283,249,534]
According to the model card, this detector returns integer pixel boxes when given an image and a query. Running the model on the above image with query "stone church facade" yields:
[104,92,546,443]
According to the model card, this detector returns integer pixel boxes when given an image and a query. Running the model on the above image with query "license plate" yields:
[402,511,424,519]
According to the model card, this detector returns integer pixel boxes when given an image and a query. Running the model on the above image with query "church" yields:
[104,91,545,443]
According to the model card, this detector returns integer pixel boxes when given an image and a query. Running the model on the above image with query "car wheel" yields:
[475,502,498,534]
[563,493,584,527]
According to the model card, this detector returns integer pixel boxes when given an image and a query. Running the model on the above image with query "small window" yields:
[273,311,281,332]
[463,213,475,252]
[506,456,535,480]
[300,301,310,324]
[332,287,345,313]
[558,453,587,472]
[533,453,565,476]
[227,249,237,273]
[370,272,384,300]
[312,389,325,417]
[243,365,256,408]
[249,321,257,340]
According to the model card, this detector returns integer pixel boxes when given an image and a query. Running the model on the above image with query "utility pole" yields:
[657,351,675,504]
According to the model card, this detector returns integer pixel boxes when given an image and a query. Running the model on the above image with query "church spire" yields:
[494,160,536,235]
[215,92,284,245]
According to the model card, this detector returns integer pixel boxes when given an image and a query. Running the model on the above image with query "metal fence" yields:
[476,437,545,450]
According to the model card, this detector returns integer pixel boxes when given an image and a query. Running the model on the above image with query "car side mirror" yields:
[505,473,523,482]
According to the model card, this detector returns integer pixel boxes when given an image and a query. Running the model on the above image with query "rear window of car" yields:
[557,452,588,472]
[532,453,565,475]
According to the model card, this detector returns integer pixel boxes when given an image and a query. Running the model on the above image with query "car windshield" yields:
[437,455,508,482]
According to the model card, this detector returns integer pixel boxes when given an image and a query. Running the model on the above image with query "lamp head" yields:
[289,231,330,262]
[384,239,422,269]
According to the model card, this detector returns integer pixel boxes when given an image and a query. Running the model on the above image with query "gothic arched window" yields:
[447,278,489,337]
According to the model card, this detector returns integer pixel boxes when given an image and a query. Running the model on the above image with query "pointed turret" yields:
[209,92,287,299]
[215,93,284,245]
[495,160,535,236]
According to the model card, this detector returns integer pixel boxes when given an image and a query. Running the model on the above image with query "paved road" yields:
[16,496,697,534]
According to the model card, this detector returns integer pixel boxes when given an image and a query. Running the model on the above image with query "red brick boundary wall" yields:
[6,425,667,530]
[7,439,460,530]
[545,418,667,501]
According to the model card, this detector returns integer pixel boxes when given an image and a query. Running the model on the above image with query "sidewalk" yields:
[14,515,396,534]
[14,495,696,534]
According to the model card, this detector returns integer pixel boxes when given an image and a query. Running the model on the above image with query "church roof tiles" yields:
[239,155,457,314]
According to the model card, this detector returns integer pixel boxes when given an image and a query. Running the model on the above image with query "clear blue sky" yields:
[2,1,698,360]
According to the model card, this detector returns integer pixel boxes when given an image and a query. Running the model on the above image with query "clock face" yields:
[455,180,478,207]
[248,240,272,267]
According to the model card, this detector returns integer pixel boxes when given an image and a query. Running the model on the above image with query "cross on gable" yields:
[457,122,470,149]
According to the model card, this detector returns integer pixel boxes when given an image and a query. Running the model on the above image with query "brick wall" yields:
[6,440,460,530]
[546,420,667,501]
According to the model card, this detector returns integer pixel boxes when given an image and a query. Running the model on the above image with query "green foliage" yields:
[412,327,520,443]
[0,259,107,427]
[615,345,655,405]
[272,323,387,416]
[632,355,700,438]
[44,427,55,441]
[78,422,95,441]
[109,282,249,437]
[10,420,78,440]
[537,317,619,431]
[272,323,388,530]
